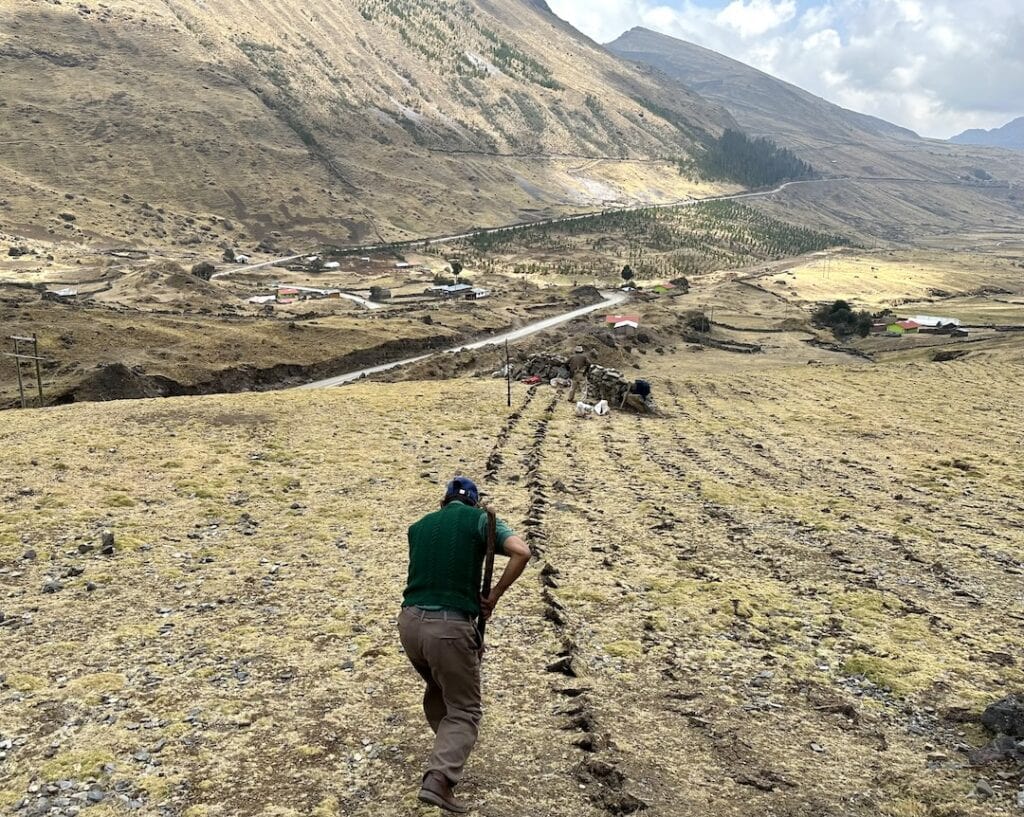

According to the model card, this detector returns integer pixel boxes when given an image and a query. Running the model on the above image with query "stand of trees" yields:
[813,300,873,338]
[690,130,815,188]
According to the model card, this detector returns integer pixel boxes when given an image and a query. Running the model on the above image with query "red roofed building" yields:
[605,314,640,324]
[887,320,920,335]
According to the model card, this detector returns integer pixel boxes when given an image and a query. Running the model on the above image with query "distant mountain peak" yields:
[607,27,920,152]
[950,116,1024,150]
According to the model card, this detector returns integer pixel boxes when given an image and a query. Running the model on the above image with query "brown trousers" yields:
[398,606,482,784]
[568,371,585,402]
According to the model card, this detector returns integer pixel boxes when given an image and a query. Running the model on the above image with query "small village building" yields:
[887,320,921,335]
[912,315,963,334]
[465,287,491,300]
[247,294,277,305]
[43,287,78,302]
[395,261,414,269]
[911,315,962,328]
[322,261,341,270]
[428,283,473,299]
[870,322,889,334]
[605,314,641,325]
[277,285,342,300]
[613,319,639,337]
[234,254,251,264]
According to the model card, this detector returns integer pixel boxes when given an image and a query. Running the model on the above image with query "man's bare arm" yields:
[480,535,530,618]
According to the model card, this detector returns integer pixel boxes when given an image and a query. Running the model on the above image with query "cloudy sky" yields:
[546,0,1023,138]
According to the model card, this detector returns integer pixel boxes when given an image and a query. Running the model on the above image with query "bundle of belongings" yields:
[575,399,610,418]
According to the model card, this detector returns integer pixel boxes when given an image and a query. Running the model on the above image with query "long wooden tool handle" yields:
[479,509,497,648]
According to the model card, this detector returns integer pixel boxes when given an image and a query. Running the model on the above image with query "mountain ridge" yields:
[950,116,1024,150]
[0,0,736,254]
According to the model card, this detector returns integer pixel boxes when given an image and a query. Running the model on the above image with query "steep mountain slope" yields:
[951,116,1024,150]
[0,0,735,254]
[610,27,916,144]
[607,27,1022,183]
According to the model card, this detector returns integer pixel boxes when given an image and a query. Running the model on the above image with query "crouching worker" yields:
[620,378,656,413]
[399,476,531,812]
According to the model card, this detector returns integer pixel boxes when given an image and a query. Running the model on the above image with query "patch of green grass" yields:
[66,672,126,704]
[5,673,47,692]
[841,653,920,695]
[604,639,643,658]
[39,749,115,780]
[174,480,217,499]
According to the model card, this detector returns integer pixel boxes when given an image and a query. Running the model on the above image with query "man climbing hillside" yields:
[399,476,531,813]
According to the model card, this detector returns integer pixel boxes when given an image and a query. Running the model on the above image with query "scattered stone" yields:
[85,581,97,592]
[100,530,116,555]
[42,580,63,594]
[546,656,576,677]
[974,779,995,799]
[982,695,1024,738]
[933,349,969,363]
[22,549,37,561]
[78,543,94,554]
[969,734,1020,765]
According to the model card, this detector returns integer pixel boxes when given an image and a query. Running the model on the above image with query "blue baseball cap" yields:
[444,476,480,506]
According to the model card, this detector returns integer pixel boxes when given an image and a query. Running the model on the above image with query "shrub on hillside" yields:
[813,300,872,338]
[191,262,216,280]
[683,310,711,333]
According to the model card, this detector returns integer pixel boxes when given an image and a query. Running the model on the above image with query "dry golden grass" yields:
[1,321,1022,815]
[2,172,1023,814]
[765,250,1024,310]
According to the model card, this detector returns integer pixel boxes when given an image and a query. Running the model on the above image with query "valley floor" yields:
[1,343,1022,816]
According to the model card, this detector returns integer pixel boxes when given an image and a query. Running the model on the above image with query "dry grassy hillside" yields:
[0,0,733,256]
[752,178,1024,248]
[2,248,1023,816]
[1,341,1022,816]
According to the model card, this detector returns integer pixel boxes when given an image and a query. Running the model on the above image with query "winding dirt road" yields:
[297,290,628,389]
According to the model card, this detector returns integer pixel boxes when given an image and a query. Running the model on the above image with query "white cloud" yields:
[716,0,797,38]
[545,0,1024,138]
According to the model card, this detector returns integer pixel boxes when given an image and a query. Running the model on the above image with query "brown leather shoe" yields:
[418,770,470,813]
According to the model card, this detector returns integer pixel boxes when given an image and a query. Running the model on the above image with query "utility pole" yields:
[505,339,511,408]
[6,334,48,408]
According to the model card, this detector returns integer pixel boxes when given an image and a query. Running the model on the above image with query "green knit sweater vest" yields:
[403,502,489,616]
